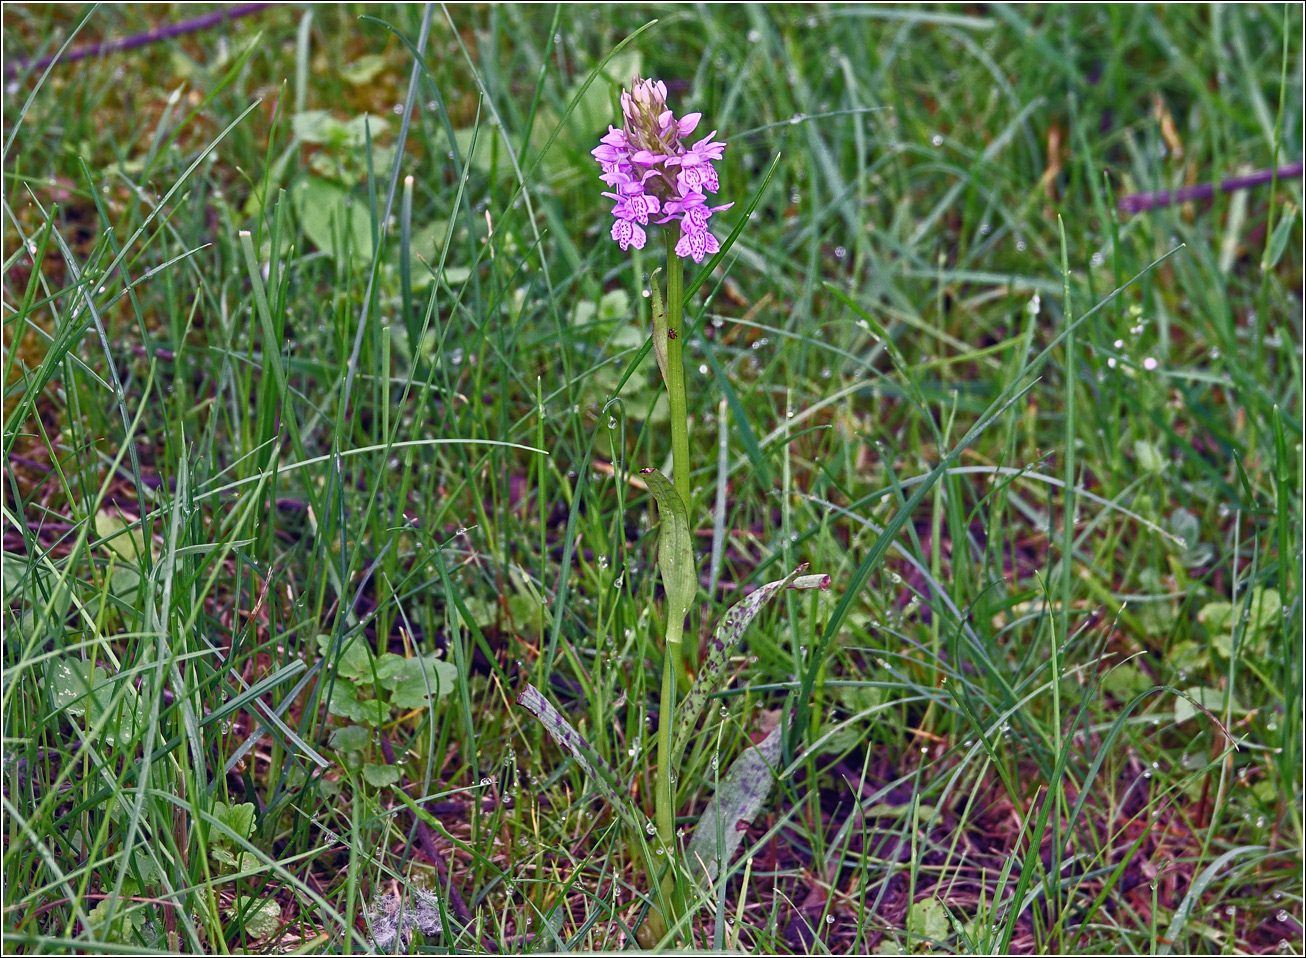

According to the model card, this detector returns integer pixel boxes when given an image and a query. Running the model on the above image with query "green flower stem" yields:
[663,226,691,511]
[653,225,691,939]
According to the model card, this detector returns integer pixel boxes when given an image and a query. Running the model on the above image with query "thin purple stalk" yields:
[1117,162,1303,214]
[6,3,275,78]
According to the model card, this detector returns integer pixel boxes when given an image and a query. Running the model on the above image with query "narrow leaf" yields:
[640,468,697,644]
[649,267,670,386]
[686,723,784,882]
[516,683,631,820]
[1262,206,1296,270]
[673,566,830,766]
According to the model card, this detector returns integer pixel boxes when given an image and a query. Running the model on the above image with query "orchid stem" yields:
[651,225,690,941]
[663,226,691,511]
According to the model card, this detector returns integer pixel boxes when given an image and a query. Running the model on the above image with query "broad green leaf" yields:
[291,177,374,260]
[672,566,831,767]
[686,723,783,882]
[129,844,164,886]
[1100,663,1151,700]
[1167,508,1214,568]
[328,724,370,751]
[108,566,142,605]
[45,657,142,745]
[292,110,388,147]
[228,896,282,938]
[516,683,632,823]
[378,653,458,709]
[211,800,257,844]
[326,682,386,725]
[317,633,374,683]
[340,54,388,86]
[908,898,951,941]
[1198,588,1282,657]
[95,509,150,561]
[86,897,144,942]
[47,657,103,714]
[362,763,401,788]
[640,468,697,645]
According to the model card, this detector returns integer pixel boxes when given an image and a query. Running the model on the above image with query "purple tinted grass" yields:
[1117,162,1302,214]
[6,3,275,79]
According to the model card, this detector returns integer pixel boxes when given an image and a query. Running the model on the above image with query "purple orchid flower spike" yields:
[593,76,728,260]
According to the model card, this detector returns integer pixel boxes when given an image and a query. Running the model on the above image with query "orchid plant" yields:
[517,76,831,946]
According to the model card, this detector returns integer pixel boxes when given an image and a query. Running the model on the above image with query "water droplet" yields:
[789,113,805,125]
[1277,910,1290,922]
[931,134,944,146]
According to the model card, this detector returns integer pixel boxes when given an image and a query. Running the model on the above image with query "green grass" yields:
[3,3,1302,954]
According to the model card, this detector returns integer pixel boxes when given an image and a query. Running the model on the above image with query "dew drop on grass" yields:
[1277,910,1290,922]
[719,705,729,717]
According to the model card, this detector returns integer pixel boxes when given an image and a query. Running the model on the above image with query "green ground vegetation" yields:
[3,3,1302,954]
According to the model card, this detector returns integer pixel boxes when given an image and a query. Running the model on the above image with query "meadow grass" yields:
[2,3,1302,954]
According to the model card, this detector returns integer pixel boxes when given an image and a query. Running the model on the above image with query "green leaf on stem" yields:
[685,722,784,882]
[671,566,830,766]
[640,467,697,645]
[516,683,632,822]
[649,267,670,387]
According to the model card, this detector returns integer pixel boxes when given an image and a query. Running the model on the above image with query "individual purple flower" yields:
[611,219,647,251]
[674,227,720,263]
[593,76,728,261]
